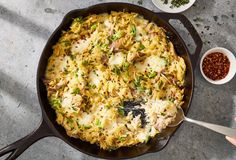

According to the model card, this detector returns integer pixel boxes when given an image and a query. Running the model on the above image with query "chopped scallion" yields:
[130,25,136,36]
[71,88,80,95]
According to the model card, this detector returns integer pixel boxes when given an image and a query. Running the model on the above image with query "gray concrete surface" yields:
[0,0,236,159]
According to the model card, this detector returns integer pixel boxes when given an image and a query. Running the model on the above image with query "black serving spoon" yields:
[123,101,147,127]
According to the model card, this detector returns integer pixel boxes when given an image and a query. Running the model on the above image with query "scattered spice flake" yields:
[193,17,204,22]
[137,0,143,5]
[213,16,218,22]
[204,26,210,31]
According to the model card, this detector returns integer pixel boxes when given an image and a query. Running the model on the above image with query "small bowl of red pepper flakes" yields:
[200,47,236,84]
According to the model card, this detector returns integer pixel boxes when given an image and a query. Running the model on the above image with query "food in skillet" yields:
[44,12,186,150]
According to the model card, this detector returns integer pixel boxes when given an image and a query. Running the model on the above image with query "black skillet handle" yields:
[156,13,203,70]
[0,119,54,160]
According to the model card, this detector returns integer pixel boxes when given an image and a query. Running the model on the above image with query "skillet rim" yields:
[36,2,196,159]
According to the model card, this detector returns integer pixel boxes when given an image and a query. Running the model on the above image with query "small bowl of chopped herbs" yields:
[152,0,196,13]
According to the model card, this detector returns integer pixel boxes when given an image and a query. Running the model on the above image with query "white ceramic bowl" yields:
[152,0,196,13]
[200,47,236,85]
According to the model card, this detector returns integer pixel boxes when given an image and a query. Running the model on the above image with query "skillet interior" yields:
[37,3,194,159]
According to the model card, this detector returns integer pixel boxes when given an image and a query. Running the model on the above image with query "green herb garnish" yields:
[95,119,102,128]
[111,66,121,75]
[111,31,122,41]
[138,44,145,51]
[134,76,146,92]
[148,71,157,78]
[118,107,125,116]
[71,88,80,95]
[67,118,74,123]
[146,88,152,95]
[134,76,145,88]
[76,120,81,128]
[168,97,175,102]
[144,136,151,143]
[162,0,190,8]
[170,0,189,8]
[91,23,97,30]
[123,62,130,71]
[130,25,136,36]
[88,84,96,89]
[105,105,112,109]
[60,40,71,47]
[74,16,83,23]
[82,60,89,66]
[161,112,166,116]
[69,54,75,60]
[101,43,109,51]
[157,80,164,90]
[49,99,61,110]
[84,125,92,129]
[118,136,127,142]
[63,68,69,74]
[137,86,146,92]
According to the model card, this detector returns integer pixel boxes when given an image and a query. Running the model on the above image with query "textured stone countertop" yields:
[0,0,235,160]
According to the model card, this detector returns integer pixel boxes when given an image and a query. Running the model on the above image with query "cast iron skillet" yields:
[0,3,202,160]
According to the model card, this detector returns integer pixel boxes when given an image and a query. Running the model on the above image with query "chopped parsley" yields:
[133,76,146,92]
[148,71,157,78]
[72,106,78,111]
[60,40,71,47]
[105,105,112,109]
[161,0,190,8]
[91,23,97,30]
[134,76,141,88]
[76,120,81,128]
[130,25,136,36]
[100,43,109,51]
[118,136,127,142]
[111,66,121,75]
[146,88,152,95]
[138,43,145,51]
[123,62,130,71]
[161,112,166,116]
[71,88,80,95]
[168,97,175,102]
[82,60,89,66]
[69,54,75,60]
[74,16,83,23]
[137,86,146,92]
[95,119,102,128]
[88,84,96,89]
[63,68,69,74]
[84,125,92,129]
[144,136,151,143]
[157,81,164,89]
[118,107,125,116]
[111,31,122,41]
[67,118,74,123]
[49,99,61,110]
[171,0,189,8]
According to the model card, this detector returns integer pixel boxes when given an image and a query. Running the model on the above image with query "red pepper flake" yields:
[202,52,230,80]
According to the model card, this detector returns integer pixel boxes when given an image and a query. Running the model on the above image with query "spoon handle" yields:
[185,117,236,137]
